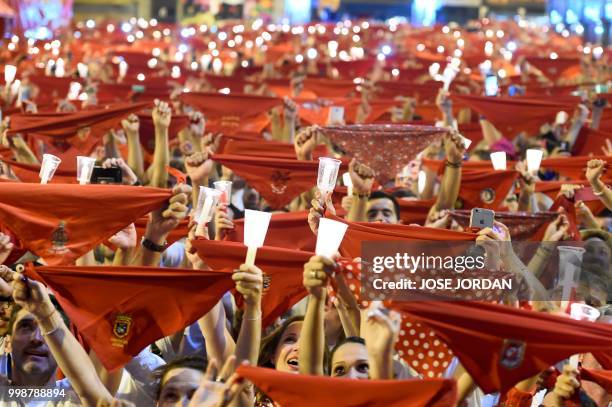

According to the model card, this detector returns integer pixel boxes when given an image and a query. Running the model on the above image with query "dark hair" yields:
[153,355,208,400]
[368,191,400,220]
[328,336,366,374]
[258,315,304,368]
[391,188,416,199]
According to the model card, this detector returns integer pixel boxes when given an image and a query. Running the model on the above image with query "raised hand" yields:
[443,130,465,164]
[349,158,374,195]
[152,99,172,130]
[121,114,140,135]
[185,151,214,185]
[294,126,320,161]
[361,302,401,354]
[187,357,246,407]
[214,203,234,241]
[146,183,191,243]
[425,209,451,229]
[233,264,263,306]
[303,255,335,300]
[189,111,206,139]
[108,223,137,250]
[542,213,569,242]
[0,266,53,318]
[308,191,336,235]
[585,159,605,186]
[0,232,14,265]
[102,158,138,185]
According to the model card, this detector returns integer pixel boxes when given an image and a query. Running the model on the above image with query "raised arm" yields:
[298,255,333,375]
[361,304,400,380]
[586,159,612,211]
[346,159,374,222]
[149,100,171,188]
[233,264,263,366]
[2,267,113,405]
[431,131,464,214]
[122,114,145,182]
[131,184,191,267]
[562,104,589,148]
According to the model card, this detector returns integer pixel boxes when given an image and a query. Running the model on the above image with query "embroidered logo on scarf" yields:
[480,188,496,204]
[499,339,526,369]
[270,170,290,194]
[111,314,132,348]
[50,221,70,255]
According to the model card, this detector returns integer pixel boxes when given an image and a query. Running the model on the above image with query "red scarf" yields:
[220,138,327,160]
[392,300,612,393]
[4,160,77,184]
[190,239,312,327]
[137,113,190,154]
[180,92,282,134]
[236,365,457,407]
[457,169,519,210]
[322,125,446,184]
[451,94,579,136]
[28,265,233,371]
[225,210,316,252]
[0,184,171,265]
[580,368,612,393]
[212,154,347,209]
[326,214,476,259]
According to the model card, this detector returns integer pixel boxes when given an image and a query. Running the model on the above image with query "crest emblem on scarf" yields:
[270,170,290,194]
[111,314,132,348]
[479,188,495,204]
[50,221,70,255]
[499,339,525,369]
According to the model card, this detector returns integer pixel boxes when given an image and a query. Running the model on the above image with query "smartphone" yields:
[470,208,495,229]
[90,166,122,184]
[131,85,145,93]
[328,106,344,124]
[484,75,498,97]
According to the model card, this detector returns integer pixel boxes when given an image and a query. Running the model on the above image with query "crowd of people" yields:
[0,13,610,407]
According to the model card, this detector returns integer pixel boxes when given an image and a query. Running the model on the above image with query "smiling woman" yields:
[258,316,304,373]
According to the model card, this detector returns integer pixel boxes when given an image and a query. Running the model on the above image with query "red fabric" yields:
[449,210,557,241]
[498,387,534,407]
[220,138,327,160]
[322,125,446,184]
[28,265,233,371]
[397,198,436,225]
[541,156,612,180]
[327,214,476,259]
[211,154,347,209]
[0,184,171,265]
[391,301,612,394]
[534,180,590,200]
[572,128,612,156]
[451,94,579,136]
[225,210,316,252]
[4,160,77,184]
[580,368,612,393]
[302,78,357,98]
[549,195,581,240]
[137,113,190,154]
[190,239,312,327]
[525,57,580,82]
[7,102,150,137]
[457,169,519,210]
[236,365,457,407]
[180,92,282,134]
[135,216,188,247]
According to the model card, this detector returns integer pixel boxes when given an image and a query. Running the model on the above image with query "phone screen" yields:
[485,75,499,96]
